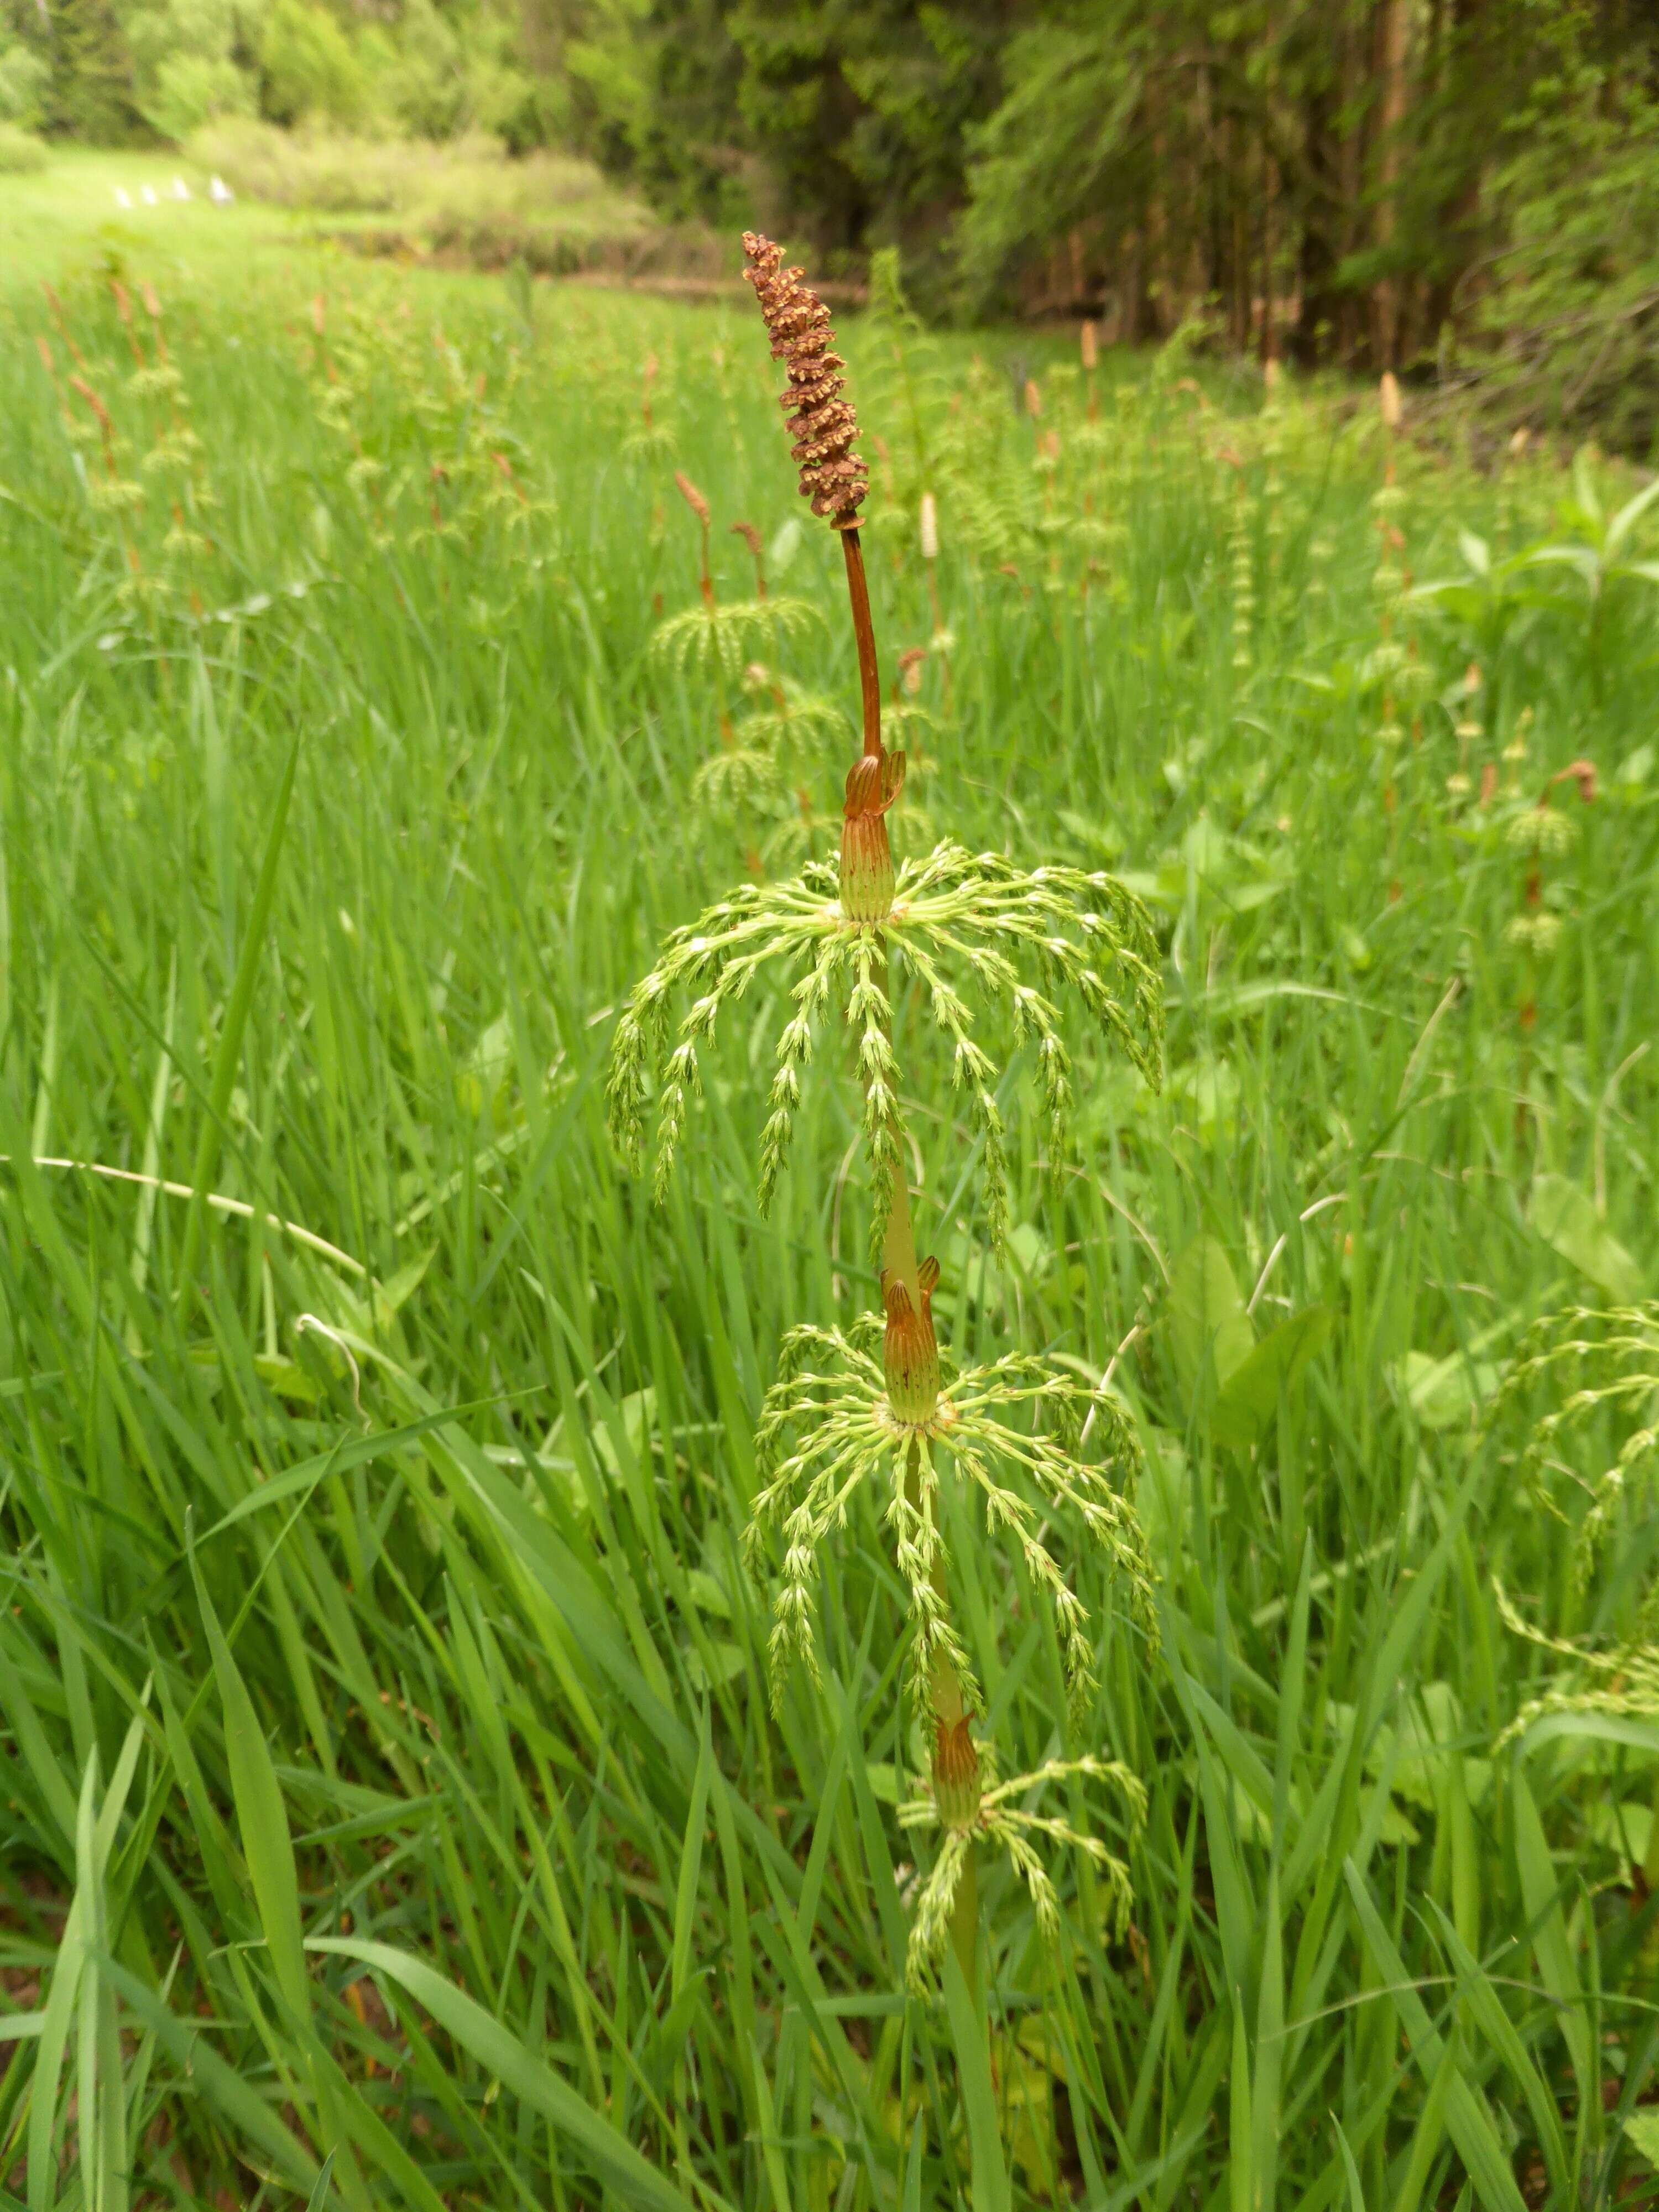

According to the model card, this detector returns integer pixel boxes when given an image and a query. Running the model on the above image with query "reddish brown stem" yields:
[697,518,714,611]
[841,526,883,760]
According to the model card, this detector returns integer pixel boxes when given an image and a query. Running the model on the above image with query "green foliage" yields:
[147,52,253,139]
[0,35,48,124]
[556,0,1659,435]
[259,0,370,127]
[380,0,463,137]
[40,0,145,140]
[1473,51,1659,447]
[121,0,254,140]
[557,0,1006,284]
[726,0,1006,273]
[12,0,1659,446]
[562,0,748,226]
[952,4,1140,308]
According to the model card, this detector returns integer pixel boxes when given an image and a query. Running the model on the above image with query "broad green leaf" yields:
[1393,1348,1499,1431]
[1458,528,1490,577]
[1604,473,1659,559]
[1135,1428,1188,1583]
[1168,1234,1253,1404]
[1625,2111,1659,2172]
[249,1354,324,1403]
[1519,1711,1659,1759]
[1529,1173,1644,1303]
[1524,544,1599,586]
[1169,1056,1241,1145]
[1212,1305,1332,1451]
[370,1243,437,1331]
[457,1011,514,1117]
[683,1640,745,1692]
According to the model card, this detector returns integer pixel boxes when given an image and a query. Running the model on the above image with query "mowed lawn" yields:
[1,149,1658,2210]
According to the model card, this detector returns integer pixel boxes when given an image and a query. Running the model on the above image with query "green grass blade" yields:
[189,1535,311,2022]
[941,1942,1010,2212]
[307,1937,705,2212]
[177,732,300,1293]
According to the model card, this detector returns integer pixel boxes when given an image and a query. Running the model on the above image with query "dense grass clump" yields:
[0,213,1657,2211]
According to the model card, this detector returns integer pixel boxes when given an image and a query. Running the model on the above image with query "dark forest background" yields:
[7,0,1659,440]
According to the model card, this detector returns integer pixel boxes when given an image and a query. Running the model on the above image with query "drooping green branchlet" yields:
[690,742,780,816]
[606,839,1162,1256]
[650,593,823,681]
[740,1317,975,1717]
[1494,1579,1659,1747]
[757,931,841,1212]
[603,874,836,1196]
[899,1747,1146,1994]
[1487,1301,1659,1747]
[742,1289,1156,1724]
[1484,1300,1659,1584]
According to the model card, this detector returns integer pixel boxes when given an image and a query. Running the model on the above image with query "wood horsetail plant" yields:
[607,234,1164,2001]
[1488,1301,1659,1885]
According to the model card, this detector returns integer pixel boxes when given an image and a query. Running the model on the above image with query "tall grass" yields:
[0,229,1656,2209]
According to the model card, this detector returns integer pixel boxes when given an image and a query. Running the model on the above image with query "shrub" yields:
[189,118,401,211]
[187,118,669,269]
[146,53,254,143]
[0,119,47,171]
[0,39,49,127]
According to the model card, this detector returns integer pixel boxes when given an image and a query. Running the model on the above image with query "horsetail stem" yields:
[614,233,1159,2027]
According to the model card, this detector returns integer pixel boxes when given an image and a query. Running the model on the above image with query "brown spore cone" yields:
[742,232,868,523]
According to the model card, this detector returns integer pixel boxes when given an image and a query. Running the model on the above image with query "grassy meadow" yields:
[2,154,1659,2212]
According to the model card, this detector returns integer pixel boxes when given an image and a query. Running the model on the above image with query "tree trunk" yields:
[1419,0,1488,363]
[1370,0,1412,367]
